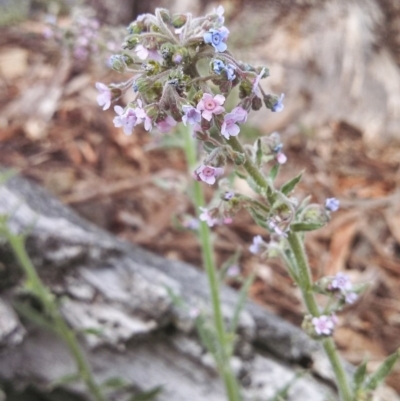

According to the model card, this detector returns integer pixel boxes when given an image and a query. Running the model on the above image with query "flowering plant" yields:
[98,7,399,401]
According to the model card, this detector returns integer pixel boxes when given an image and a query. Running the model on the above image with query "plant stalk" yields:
[183,127,241,401]
[227,136,353,401]
[5,231,106,401]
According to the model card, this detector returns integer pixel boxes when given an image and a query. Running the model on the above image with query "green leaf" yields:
[101,377,130,389]
[13,300,56,333]
[365,349,400,390]
[128,386,163,401]
[280,172,303,195]
[255,139,263,167]
[269,164,279,181]
[353,358,368,391]
[247,208,269,229]
[291,222,324,232]
[81,327,104,336]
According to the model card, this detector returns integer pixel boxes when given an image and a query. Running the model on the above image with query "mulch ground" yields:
[1,16,400,393]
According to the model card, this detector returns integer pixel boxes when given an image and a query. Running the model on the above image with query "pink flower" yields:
[182,105,202,126]
[331,272,352,292]
[345,292,358,304]
[249,235,264,254]
[221,107,248,139]
[135,99,152,131]
[276,152,287,164]
[312,315,336,336]
[227,265,240,277]
[252,67,265,97]
[196,93,225,121]
[113,106,139,135]
[156,116,177,133]
[199,207,218,227]
[96,82,112,110]
[195,165,224,185]
[135,44,162,62]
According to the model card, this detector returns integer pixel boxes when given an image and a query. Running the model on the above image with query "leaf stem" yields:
[183,127,241,401]
[5,231,106,401]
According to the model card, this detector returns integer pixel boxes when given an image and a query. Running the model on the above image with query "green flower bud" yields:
[239,80,252,98]
[255,66,270,78]
[145,103,160,119]
[127,21,144,34]
[109,55,127,73]
[172,14,187,29]
[123,34,140,50]
[135,77,152,93]
[160,43,175,61]
[172,47,188,65]
[142,60,161,75]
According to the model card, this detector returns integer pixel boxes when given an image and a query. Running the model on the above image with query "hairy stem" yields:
[183,126,241,401]
[5,231,106,401]
[229,135,353,401]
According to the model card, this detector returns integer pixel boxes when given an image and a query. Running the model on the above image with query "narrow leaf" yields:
[365,349,400,390]
[353,359,368,391]
[255,139,263,167]
[291,222,324,232]
[101,376,130,389]
[281,172,303,195]
[269,164,279,181]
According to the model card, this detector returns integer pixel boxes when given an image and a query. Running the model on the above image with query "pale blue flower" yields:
[204,27,229,52]
[325,198,340,212]
[271,93,285,112]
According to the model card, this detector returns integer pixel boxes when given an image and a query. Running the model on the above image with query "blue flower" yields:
[213,59,225,74]
[325,198,340,212]
[204,27,229,52]
[271,93,285,112]
[226,64,236,81]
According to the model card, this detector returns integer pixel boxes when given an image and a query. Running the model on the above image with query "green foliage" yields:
[280,172,303,196]
[128,386,163,401]
[365,350,400,391]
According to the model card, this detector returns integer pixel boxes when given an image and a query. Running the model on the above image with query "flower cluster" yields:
[96,6,285,189]
[328,272,358,304]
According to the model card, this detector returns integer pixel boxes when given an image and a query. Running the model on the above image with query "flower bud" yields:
[123,34,140,50]
[219,81,232,96]
[172,14,187,29]
[251,96,262,111]
[302,204,329,226]
[264,93,285,112]
[109,55,127,73]
[170,102,183,122]
[172,47,188,65]
[239,80,252,98]
[127,21,145,34]
[160,43,175,61]
[135,77,152,93]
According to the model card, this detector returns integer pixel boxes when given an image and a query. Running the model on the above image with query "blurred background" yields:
[1,0,400,394]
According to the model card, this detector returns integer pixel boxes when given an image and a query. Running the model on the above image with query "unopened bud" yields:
[172,14,187,29]
[239,80,252,98]
[109,55,127,73]
[127,21,145,34]
[251,96,262,111]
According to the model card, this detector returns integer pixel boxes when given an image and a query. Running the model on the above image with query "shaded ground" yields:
[1,11,400,393]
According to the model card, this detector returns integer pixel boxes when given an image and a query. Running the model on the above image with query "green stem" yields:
[226,137,353,401]
[183,127,241,401]
[6,232,106,401]
[287,232,352,401]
